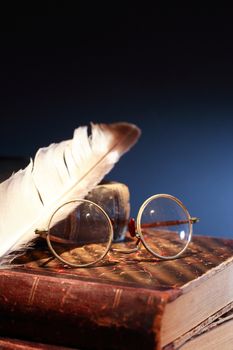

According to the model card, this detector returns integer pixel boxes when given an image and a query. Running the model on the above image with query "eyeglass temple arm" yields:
[141,217,199,229]
[35,230,78,245]
[36,228,141,255]
[128,217,199,236]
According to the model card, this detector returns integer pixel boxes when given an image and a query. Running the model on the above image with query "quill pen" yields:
[0,122,140,263]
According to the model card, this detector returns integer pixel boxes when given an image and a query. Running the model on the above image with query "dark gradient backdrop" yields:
[0,11,233,237]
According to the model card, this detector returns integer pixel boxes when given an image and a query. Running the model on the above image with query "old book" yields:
[0,234,233,350]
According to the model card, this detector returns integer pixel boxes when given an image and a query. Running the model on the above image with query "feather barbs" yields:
[0,122,140,263]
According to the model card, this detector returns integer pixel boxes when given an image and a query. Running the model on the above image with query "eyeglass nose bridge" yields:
[128,218,136,237]
[110,218,141,254]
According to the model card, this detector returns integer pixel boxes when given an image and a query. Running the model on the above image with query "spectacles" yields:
[35,194,199,268]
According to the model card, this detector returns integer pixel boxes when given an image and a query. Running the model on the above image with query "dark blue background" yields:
[0,10,233,238]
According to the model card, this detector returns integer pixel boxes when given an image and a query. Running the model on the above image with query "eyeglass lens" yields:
[47,200,113,267]
[137,195,192,259]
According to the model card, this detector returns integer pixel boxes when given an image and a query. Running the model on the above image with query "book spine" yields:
[0,269,171,350]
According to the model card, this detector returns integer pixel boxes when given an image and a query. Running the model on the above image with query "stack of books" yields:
[0,232,233,349]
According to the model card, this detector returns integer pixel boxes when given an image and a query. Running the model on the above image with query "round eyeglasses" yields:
[35,194,199,268]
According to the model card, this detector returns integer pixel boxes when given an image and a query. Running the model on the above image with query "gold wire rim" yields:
[136,193,193,260]
[46,199,114,268]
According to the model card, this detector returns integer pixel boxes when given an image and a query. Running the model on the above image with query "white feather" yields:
[0,122,140,262]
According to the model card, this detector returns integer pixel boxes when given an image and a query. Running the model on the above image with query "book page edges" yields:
[176,314,233,350]
[161,255,233,347]
[171,302,233,349]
